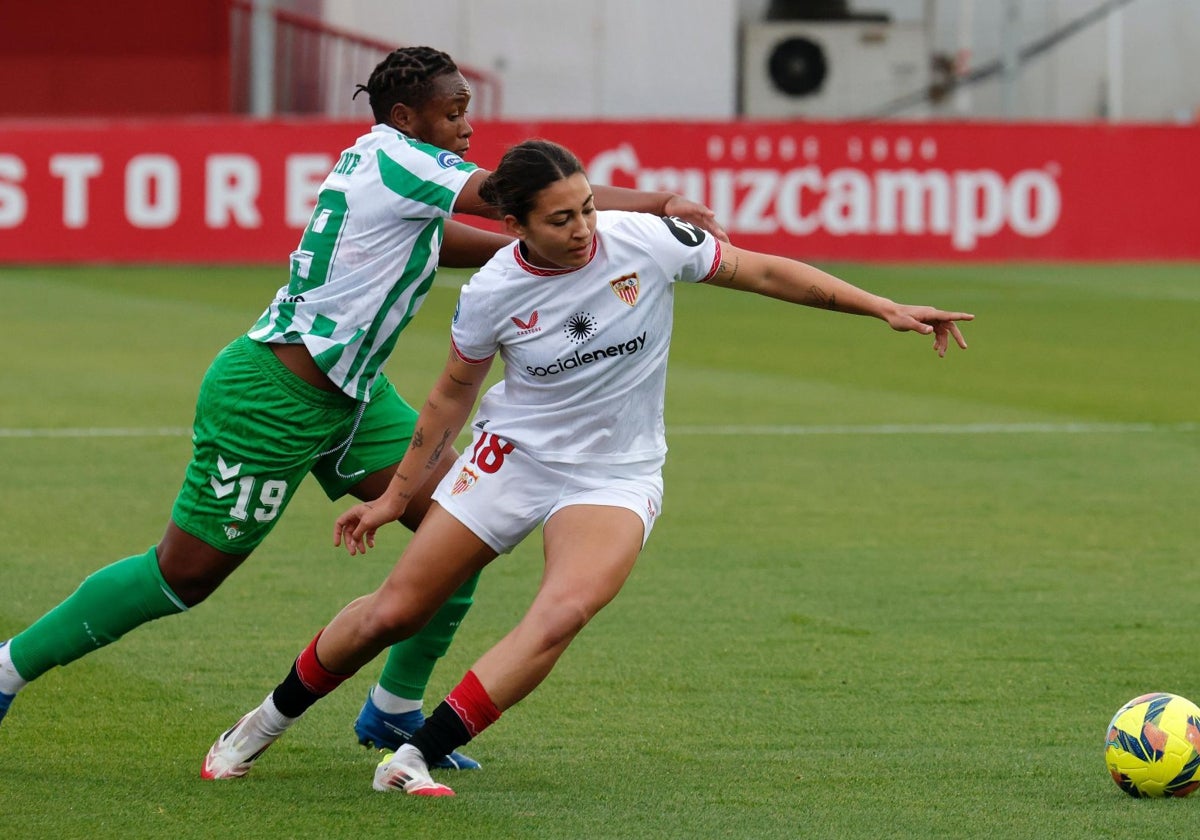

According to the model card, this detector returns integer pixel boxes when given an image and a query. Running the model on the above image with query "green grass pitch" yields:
[1,262,1198,839]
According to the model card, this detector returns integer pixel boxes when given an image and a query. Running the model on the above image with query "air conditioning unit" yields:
[741,21,929,118]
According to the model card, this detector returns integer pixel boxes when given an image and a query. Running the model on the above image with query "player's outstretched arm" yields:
[452,169,503,219]
[707,243,974,357]
[454,168,729,243]
[591,184,729,243]
[440,220,514,268]
[335,349,493,554]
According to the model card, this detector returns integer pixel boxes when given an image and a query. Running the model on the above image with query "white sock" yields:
[370,683,422,716]
[0,642,29,695]
[396,743,425,764]
[256,693,298,736]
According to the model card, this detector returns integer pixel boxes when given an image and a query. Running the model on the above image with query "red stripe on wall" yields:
[0,118,1196,263]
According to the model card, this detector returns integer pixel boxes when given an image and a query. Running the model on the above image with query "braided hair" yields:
[353,46,460,124]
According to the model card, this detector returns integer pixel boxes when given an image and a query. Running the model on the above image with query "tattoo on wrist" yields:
[394,473,414,499]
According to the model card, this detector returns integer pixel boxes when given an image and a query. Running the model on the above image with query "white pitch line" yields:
[669,421,1199,436]
[0,427,192,438]
[0,422,1196,440]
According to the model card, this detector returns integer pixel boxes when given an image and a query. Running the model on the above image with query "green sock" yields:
[9,547,187,681]
[376,571,480,700]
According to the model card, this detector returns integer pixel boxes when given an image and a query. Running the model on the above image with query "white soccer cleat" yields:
[372,744,456,796]
[201,704,282,780]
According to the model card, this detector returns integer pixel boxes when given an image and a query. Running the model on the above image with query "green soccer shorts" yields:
[170,335,418,553]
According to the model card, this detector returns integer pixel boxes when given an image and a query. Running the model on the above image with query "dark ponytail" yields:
[479,140,585,223]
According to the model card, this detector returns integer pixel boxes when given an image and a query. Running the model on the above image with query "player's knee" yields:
[155,533,247,607]
[530,598,596,652]
[359,594,431,646]
[157,569,221,608]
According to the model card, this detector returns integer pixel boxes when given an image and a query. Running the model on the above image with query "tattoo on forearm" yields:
[809,285,837,310]
[426,429,452,469]
[411,427,424,448]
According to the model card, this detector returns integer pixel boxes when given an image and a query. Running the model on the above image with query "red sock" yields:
[295,630,352,695]
[446,670,502,738]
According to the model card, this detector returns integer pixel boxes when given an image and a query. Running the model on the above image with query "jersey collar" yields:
[513,235,599,276]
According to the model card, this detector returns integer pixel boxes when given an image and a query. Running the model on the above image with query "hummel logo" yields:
[511,311,541,334]
[216,455,241,480]
[210,455,242,499]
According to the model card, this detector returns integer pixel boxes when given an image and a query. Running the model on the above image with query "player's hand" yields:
[334,499,402,555]
[885,305,974,357]
[663,195,730,243]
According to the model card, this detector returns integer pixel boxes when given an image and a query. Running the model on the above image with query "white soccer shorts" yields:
[431,430,664,554]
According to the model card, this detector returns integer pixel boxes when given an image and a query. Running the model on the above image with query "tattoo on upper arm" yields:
[720,253,739,285]
[449,372,472,387]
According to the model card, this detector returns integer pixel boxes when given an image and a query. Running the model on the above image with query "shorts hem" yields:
[170,513,260,556]
[431,489,514,555]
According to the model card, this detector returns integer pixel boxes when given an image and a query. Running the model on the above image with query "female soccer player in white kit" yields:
[203,138,973,796]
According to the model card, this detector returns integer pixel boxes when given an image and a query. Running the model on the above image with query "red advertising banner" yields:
[1,117,1196,263]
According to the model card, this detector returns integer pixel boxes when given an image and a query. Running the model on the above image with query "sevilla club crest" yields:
[609,273,640,306]
[451,467,479,495]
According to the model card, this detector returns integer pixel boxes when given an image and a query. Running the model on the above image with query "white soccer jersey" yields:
[450,210,721,465]
[248,124,478,401]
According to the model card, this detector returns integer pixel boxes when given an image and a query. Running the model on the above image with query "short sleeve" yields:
[636,214,721,284]
[375,142,478,217]
[449,278,499,364]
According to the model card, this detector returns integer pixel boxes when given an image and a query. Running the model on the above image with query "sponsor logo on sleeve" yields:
[661,216,706,247]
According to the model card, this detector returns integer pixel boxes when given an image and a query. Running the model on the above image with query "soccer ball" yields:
[1105,692,1200,797]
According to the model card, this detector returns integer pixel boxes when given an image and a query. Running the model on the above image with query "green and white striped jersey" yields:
[248,124,478,401]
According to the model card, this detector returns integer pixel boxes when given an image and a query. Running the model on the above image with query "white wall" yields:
[321,0,1200,122]
[323,0,739,119]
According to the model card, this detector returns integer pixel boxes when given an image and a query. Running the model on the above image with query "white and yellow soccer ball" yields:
[1105,692,1200,798]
